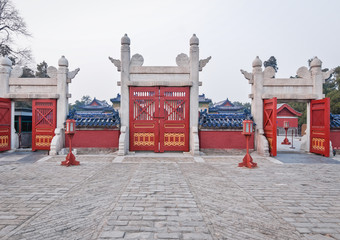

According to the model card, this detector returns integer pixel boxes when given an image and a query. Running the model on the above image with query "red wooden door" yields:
[160,87,189,152]
[32,99,57,151]
[129,87,190,152]
[263,97,277,156]
[310,98,330,157]
[129,87,159,152]
[0,98,11,152]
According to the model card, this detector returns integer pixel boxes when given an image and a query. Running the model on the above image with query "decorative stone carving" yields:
[109,57,121,71]
[176,53,189,67]
[130,54,144,67]
[296,66,311,79]
[199,56,211,71]
[263,66,275,79]
[322,68,335,81]
[68,68,80,80]
[11,65,23,78]
[58,56,68,67]
[47,66,57,78]
[240,69,252,80]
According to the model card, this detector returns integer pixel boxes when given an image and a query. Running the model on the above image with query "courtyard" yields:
[0,151,340,240]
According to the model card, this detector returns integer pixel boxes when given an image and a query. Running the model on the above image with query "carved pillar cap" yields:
[121,34,130,45]
[252,56,262,68]
[58,56,69,67]
[0,56,12,67]
[310,57,322,68]
[190,34,199,46]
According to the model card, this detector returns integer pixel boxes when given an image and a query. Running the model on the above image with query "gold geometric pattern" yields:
[0,135,9,148]
[134,133,155,146]
[35,135,53,147]
[312,137,325,151]
[164,133,185,146]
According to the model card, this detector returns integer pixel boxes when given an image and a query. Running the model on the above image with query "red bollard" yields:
[238,120,257,168]
[61,119,80,166]
[281,121,291,145]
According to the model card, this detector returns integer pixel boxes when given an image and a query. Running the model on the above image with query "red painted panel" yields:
[0,98,11,152]
[160,87,189,152]
[32,99,57,151]
[310,98,330,157]
[277,118,298,128]
[330,130,340,150]
[65,129,120,148]
[263,98,277,156]
[199,130,254,149]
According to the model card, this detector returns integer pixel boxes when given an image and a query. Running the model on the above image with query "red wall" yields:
[277,118,298,128]
[199,130,254,149]
[65,129,120,149]
[331,130,340,150]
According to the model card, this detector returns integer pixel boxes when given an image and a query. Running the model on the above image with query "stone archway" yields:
[241,56,333,157]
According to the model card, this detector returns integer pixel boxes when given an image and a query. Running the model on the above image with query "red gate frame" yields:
[32,99,57,151]
[129,86,190,152]
[0,98,11,152]
[263,97,277,156]
[310,98,330,157]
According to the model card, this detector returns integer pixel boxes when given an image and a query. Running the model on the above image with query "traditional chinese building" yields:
[209,98,244,114]
[198,94,212,112]
[277,103,302,135]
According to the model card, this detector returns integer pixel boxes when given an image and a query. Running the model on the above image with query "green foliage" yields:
[35,61,48,78]
[288,102,307,126]
[325,66,340,114]
[21,66,34,77]
[69,95,92,111]
[263,56,278,72]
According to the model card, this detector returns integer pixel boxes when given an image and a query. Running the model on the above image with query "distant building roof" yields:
[209,98,243,113]
[67,110,120,128]
[277,103,302,117]
[78,98,111,112]
[110,93,121,103]
[199,94,212,104]
[199,111,253,129]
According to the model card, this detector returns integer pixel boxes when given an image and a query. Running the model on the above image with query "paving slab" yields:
[0,151,340,239]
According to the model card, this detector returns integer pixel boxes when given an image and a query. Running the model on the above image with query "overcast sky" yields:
[11,0,340,104]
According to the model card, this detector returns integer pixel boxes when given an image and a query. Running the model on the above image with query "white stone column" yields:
[118,34,131,155]
[0,57,11,98]
[252,57,269,156]
[189,34,200,155]
[310,57,324,100]
[57,56,69,129]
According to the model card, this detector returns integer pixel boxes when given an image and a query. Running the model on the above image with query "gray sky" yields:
[12,0,340,104]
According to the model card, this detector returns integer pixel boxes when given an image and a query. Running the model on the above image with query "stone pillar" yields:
[118,34,131,155]
[0,56,11,98]
[310,57,324,100]
[11,101,18,149]
[252,57,269,156]
[57,56,69,129]
[189,34,200,155]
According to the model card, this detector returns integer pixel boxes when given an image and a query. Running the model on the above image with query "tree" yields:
[21,66,34,77]
[35,61,48,78]
[0,0,32,65]
[263,56,278,72]
[326,66,340,114]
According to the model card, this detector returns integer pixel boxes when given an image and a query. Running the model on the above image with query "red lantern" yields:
[239,120,257,168]
[61,119,80,166]
[281,121,291,145]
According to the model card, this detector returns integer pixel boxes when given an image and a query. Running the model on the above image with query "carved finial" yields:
[252,56,262,68]
[310,56,322,68]
[68,68,80,80]
[263,66,275,79]
[130,54,144,67]
[176,53,189,67]
[121,33,130,45]
[190,34,199,46]
[109,57,121,71]
[296,66,311,79]
[47,66,57,78]
[199,56,211,71]
[0,56,12,67]
[11,65,23,78]
[58,56,69,67]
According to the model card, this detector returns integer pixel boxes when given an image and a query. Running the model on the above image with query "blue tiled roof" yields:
[199,111,254,129]
[331,114,340,129]
[67,110,120,128]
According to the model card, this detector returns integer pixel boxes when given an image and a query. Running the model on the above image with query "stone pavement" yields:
[0,152,340,239]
